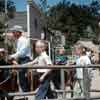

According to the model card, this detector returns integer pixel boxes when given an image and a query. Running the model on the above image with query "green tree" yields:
[40,0,48,11]
[0,0,16,34]
[46,0,100,47]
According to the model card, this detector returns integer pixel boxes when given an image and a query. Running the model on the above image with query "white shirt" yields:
[33,51,52,73]
[86,51,91,58]
[76,55,91,79]
[10,36,31,59]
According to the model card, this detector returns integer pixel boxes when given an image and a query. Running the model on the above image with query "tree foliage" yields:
[46,0,100,46]
[0,0,16,18]
[0,0,16,35]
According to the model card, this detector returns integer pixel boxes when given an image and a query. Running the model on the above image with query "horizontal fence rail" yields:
[0,63,100,69]
[0,91,36,97]
[42,96,100,100]
[0,64,100,100]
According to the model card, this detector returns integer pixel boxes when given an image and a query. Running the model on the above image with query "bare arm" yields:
[40,65,53,83]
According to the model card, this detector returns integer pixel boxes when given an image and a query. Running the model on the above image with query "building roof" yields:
[76,40,100,52]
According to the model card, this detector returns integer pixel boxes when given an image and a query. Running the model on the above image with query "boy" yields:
[31,40,54,100]
[53,47,68,89]
[55,47,68,65]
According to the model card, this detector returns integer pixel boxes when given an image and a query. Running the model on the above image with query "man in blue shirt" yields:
[10,25,31,92]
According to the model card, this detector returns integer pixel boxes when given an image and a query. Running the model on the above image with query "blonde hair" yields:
[58,47,65,54]
[35,40,48,50]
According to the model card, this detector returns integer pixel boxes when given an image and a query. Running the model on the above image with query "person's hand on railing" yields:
[8,59,18,75]
[67,60,76,65]
[27,60,38,66]
[12,60,18,65]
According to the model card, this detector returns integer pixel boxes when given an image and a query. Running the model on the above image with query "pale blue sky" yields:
[12,0,94,11]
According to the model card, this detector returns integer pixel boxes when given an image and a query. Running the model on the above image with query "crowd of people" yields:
[0,25,99,100]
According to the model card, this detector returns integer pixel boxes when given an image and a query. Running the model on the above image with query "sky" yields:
[12,0,94,11]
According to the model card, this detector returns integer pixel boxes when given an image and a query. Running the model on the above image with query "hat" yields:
[10,25,24,33]
[0,48,7,52]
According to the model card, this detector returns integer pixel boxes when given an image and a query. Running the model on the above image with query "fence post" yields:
[61,68,66,99]
[83,67,90,99]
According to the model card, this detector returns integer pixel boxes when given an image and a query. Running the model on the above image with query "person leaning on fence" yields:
[74,45,92,97]
[30,40,55,100]
[55,47,68,65]
[0,48,14,100]
[53,47,68,89]
[9,25,31,92]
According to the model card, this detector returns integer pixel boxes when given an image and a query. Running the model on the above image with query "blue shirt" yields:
[10,36,31,59]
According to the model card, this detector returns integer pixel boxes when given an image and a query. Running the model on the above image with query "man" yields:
[9,25,31,92]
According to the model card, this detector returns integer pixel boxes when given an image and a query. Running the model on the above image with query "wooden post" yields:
[61,69,66,99]
[83,67,90,99]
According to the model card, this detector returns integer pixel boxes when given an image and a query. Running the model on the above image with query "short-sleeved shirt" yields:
[76,55,91,79]
[10,36,31,59]
[34,52,52,73]
[55,55,68,65]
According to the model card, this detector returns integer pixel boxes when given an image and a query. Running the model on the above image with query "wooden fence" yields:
[0,64,100,100]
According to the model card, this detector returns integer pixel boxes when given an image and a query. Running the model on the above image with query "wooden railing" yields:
[0,63,100,100]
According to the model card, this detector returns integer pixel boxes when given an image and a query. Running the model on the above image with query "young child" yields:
[31,40,54,100]
[55,47,68,65]
[74,45,91,97]
[53,47,68,89]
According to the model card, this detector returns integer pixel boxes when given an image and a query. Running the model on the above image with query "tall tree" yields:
[0,0,16,18]
[46,0,100,46]
[40,0,48,11]
[0,0,16,34]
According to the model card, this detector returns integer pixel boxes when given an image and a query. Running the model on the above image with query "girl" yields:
[74,45,91,97]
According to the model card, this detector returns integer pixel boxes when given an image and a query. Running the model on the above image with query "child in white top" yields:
[31,40,54,100]
[74,45,91,97]
[32,40,52,81]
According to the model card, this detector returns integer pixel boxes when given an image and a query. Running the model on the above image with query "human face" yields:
[0,52,5,59]
[59,49,65,55]
[75,47,81,56]
[12,31,21,39]
[35,45,43,55]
